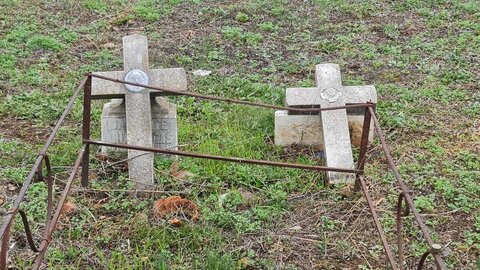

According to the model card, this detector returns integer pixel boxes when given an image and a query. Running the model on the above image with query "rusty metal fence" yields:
[0,74,447,269]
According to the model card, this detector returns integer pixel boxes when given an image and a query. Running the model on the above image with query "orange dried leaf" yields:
[171,170,194,180]
[153,196,199,221]
[375,198,385,207]
[239,258,250,267]
[95,152,109,162]
[62,201,76,214]
[169,161,193,180]
[168,218,182,227]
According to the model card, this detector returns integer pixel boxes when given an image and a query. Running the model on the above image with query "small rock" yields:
[103,42,115,49]
[289,225,302,231]
[238,188,255,202]
[192,69,212,77]
[7,183,16,191]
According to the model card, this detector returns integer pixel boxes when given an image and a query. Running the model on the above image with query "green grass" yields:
[0,0,479,269]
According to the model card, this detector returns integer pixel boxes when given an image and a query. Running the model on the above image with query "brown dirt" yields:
[0,115,50,144]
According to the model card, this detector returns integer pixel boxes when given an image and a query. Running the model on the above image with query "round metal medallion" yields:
[124,69,149,93]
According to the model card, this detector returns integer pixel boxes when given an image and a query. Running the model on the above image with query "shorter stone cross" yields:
[285,64,376,184]
[92,34,187,188]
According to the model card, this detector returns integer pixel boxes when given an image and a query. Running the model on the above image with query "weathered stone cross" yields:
[91,34,187,188]
[285,63,376,184]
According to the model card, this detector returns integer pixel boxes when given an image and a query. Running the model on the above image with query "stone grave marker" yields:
[274,63,377,184]
[100,97,177,153]
[92,34,187,187]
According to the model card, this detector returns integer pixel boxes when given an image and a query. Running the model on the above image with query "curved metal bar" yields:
[36,158,43,182]
[396,193,411,270]
[417,250,432,270]
[32,144,87,269]
[0,77,87,241]
[0,208,39,269]
[0,221,11,270]
[17,210,39,252]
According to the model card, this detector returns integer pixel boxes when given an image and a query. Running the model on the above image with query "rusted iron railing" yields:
[0,74,447,269]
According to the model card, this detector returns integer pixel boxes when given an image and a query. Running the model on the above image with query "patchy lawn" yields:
[0,0,478,269]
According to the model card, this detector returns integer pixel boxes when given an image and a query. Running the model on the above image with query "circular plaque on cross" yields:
[124,69,149,93]
[321,87,342,103]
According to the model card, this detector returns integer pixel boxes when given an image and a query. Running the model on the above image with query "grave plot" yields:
[91,34,188,188]
[0,71,447,269]
[275,63,377,184]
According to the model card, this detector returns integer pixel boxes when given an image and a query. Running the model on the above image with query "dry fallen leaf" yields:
[339,185,353,197]
[171,170,194,180]
[375,198,385,207]
[169,161,193,180]
[153,196,198,221]
[7,183,16,191]
[239,258,251,267]
[168,218,182,227]
[62,201,76,214]
[93,197,109,209]
[95,152,109,162]
[0,196,4,206]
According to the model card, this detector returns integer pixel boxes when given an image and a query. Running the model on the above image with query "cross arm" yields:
[285,87,325,107]
[91,68,187,99]
[91,71,126,99]
[341,85,377,104]
[150,68,187,96]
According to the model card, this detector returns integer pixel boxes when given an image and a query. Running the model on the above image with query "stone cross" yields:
[92,34,187,188]
[282,63,376,184]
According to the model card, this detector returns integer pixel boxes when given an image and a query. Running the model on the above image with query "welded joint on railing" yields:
[5,208,19,216]
[417,244,443,270]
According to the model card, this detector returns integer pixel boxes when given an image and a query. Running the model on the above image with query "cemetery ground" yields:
[0,0,478,269]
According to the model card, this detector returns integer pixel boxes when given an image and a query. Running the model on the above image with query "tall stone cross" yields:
[285,63,376,184]
[91,34,187,188]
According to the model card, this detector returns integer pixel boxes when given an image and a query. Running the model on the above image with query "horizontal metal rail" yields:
[83,140,357,173]
[88,73,374,113]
